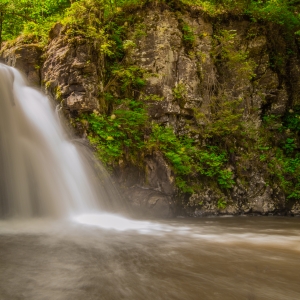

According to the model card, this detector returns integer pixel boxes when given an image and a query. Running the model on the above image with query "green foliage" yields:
[247,0,300,29]
[282,107,300,132]
[262,114,281,126]
[259,154,267,162]
[81,99,147,165]
[111,65,146,91]
[258,107,300,201]
[103,20,127,59]
[173,83,187,100]
[217,198,227,209]
[0,0,71,46]
[62,0,113,54]
[3,0,300,49]
[207,29,256,143]
[206,96,244,138]
[123,39,136,51]
[83,104,235,193]
[213,29,256,80]
[148,125,192,175]
[218,169,235,189]
[148,124,234,192]
[269,150,300,200]
[283,138,296,154]
[181,22,196,48]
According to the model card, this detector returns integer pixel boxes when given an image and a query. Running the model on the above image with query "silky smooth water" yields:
[0,217,300,300]
[1,65,300,300]
[0,64,120,218]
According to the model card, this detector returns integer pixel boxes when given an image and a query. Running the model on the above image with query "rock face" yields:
[115,152,176,218]
[131,9,213,129]
[2,5,300,217]
[42,23,102,117]
[0,43,42,86]
[121,7,300,217]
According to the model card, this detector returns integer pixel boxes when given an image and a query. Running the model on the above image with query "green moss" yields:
[173,83,187,100]
[142,94,164,102]
[55,86,62,101]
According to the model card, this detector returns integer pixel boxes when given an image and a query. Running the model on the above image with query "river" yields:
[0,216,299,300]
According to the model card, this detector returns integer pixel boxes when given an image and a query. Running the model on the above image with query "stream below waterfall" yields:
[0,216,300,300]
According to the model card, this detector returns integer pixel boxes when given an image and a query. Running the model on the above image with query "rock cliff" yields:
[2,3,300,217]
[0,40,42,86]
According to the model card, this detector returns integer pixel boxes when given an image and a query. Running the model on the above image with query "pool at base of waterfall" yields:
[0,216,299,300]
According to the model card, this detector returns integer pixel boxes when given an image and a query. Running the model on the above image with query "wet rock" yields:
[145,152,175,195]
[186,189,239,217]
[114,152,176,218]
[0,43,42,86]
[125,187,173,218]
[42,31,101,116]
[129,9,211,132]
[291,202,300,216]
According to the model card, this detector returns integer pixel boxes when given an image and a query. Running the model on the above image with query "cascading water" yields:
[0,63,116,218]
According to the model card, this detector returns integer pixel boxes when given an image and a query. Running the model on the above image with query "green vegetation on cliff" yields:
[2,0,300,47]
[71,0,300,202]
[0,0,71,46]
[259,109,300,200]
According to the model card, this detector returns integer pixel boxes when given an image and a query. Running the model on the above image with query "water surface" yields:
[0,216,299,300]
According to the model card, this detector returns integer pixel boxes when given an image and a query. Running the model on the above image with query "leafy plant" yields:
[111,65,146,91]
[283,138,296,154]
[148,124,234,192]
[181,22,196,48]
[81,99,147,165]
[283,107,300,132]
[0,0,72,47]
[206,95,244,138]
[217,198,227,209]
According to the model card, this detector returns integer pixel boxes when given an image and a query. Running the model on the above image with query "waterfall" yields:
[0,63,117,218]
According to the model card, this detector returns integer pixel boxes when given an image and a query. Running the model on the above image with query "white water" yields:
[0,64,117,218]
